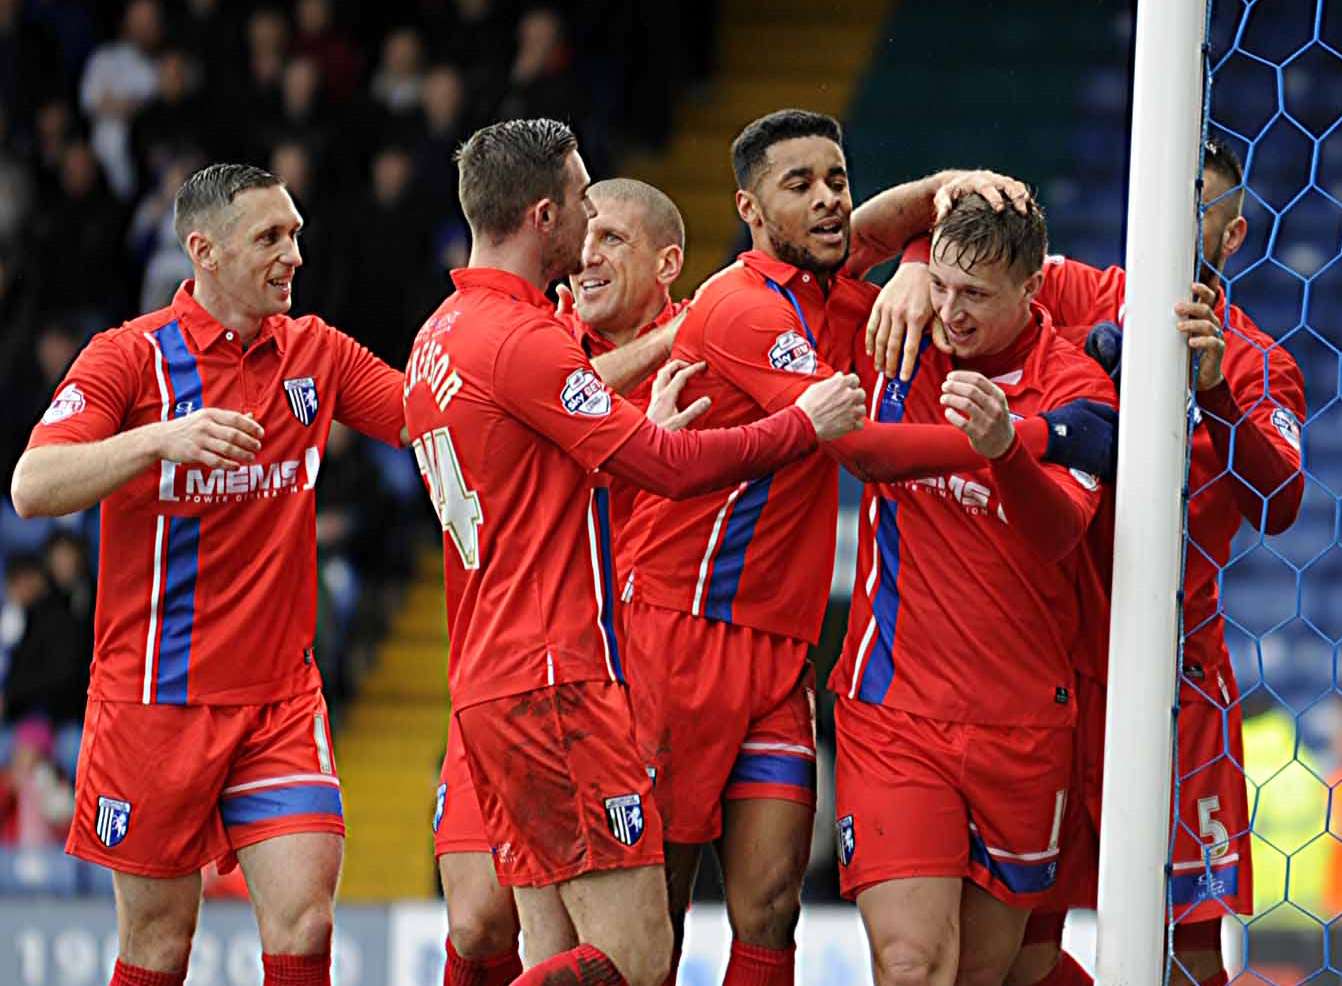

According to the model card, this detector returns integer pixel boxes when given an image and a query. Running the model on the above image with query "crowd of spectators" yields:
[0,0,720,860]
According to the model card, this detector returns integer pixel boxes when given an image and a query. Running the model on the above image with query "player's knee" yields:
[447,907,519,959]
[871,937,950,986]
[726,849,805,946]
[120,908,198,971]
[607,915,672,986]
[261,898,334,955]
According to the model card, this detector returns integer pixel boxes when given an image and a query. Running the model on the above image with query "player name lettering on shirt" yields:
[160,447,321,503]
[906,473,1008,523]
[404,337,463,412]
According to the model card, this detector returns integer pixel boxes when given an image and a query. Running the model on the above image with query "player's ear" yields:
[656,244,684,288]
[184,229,216,272]
[531,197,556,233]
[736,188,761,227]
[1021,268,1044,303]
[1222,215,1247,260]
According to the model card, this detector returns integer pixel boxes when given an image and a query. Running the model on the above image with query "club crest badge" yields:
[284,376,319,426]
[769,331,817,375]
[433,784,446,833]
[96,796,131,848]
[604,793,645,846]
[561,369,611,417]
[837,815,856,867]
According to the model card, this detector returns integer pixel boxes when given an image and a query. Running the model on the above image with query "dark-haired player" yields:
[11,163,408,986]
[828,193,1116,986]
[403,117,868,986]
[620,109,1115,986]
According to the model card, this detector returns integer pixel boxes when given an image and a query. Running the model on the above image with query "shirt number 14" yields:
[413,427,483,569]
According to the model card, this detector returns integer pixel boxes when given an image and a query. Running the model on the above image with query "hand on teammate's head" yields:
[934,170,1033,223]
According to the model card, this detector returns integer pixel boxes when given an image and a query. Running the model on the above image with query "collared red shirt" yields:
[28,281,405,705]
[623,250,878,649]
[404,267,648,710]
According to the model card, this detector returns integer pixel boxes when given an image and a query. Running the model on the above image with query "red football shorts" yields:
[621,600,816,845]
[1170,662,1252,922]
[67,688,343,879]
[455,680,663,888]
[833,695,1072,908]
[432,719,490,855]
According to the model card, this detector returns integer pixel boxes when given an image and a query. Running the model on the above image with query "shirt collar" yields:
[739,250,810,288]
[450,267,553,312]
[171,280,287,354]
[952,301,1054,395]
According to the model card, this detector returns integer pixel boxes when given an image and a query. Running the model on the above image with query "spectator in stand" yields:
[43,532,94,659]
[0,717,75,848]
[293,0,364,103]
[372,26,428,117]
[254,56,334,169]
[78,0,161,199]
[269,140,337,318]
[413,63,468,229]
[336,145,434,366]
[27,97,80,203]
[0,554,88,728]
[129,154,202,311]
[496,8,581,125]
[0,0,66,142]
[130,48,209,190]
[0,106,33,247]
[33,142,129,328]
[171,0,240,94]
[230,6,290,157]
[430,0,514,114]
[2,318,82,478]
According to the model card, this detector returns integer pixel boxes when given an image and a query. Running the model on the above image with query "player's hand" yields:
[647,359,711,432]
[555,284,575,318]
[865,261,948,381]
[1084,320,1123,387]
[934,169,1032,222]
[1040,399,1119,484]
[1176,282,1225,391]
[153,408,264,468]
[796,372,866,441]
[940,370,1014,458]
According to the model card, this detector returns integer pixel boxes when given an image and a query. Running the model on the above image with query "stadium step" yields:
[334,550,449,902]
[624,0,892,298]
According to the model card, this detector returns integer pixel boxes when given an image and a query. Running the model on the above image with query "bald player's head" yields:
[588,178,685,250]
[572,178,686,337]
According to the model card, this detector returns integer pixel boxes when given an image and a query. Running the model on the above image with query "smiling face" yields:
[571,192,678,334]
[205,184,304,319]
[928,231,1042,360]
[738,135,852,276]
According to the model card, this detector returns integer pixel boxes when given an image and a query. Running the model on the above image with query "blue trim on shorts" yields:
[969,831,1058,895]
[728,753,817,790]
[1169,861,1239,906]
[220,785,344,826]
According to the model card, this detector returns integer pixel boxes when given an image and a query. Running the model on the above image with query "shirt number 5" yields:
[413,427,484,569]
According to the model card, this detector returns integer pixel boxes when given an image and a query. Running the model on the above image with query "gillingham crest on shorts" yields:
[837,815,856,867]
[561,368,611,417]
[433,784,447,833]
[96,796,131,848]
[284,376,319,426]
[604,793,645,846]
[769,330,817,375]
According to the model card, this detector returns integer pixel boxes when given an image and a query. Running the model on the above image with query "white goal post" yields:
[1095,1,1208,983]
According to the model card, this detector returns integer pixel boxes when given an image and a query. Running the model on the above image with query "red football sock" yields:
[660,944,682,986]
[446,936,522,986]
[109,960,185,986]
[721,940,794,986]
[1035,952,1093,986]
[262,951,330,986]
[1200,973,1228,986]
[508,943,627,985]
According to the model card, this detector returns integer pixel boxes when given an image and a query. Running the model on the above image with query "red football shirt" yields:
[829,304,1116,726]
[561,297,688,579]
[1037,256,1307,678]
[623,250,878,647]
[26,281,405,705]
[403,267,653,711]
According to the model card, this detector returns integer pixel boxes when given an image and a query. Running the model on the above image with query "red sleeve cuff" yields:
[901,233,932,265]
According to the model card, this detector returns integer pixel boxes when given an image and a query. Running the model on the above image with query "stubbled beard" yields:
[766,225,850,276]
[1198,242,1225,288]
[541,231,583,286]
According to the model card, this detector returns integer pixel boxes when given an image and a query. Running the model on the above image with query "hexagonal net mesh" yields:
[1172,1,1342,980]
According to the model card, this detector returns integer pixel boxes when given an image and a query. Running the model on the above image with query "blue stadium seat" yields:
[0,847,80,897]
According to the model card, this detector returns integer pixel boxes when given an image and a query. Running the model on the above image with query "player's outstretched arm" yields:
[847,169,1031,280]
[11,409,264,518]
[602,373,866,500]
[587,311,684,395]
